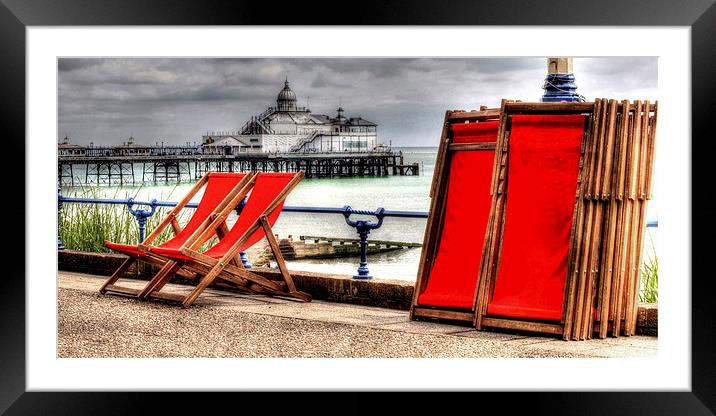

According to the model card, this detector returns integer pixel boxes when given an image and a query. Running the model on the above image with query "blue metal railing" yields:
[57,190,658,279]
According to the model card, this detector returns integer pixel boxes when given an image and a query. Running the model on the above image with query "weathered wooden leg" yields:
[138,260,181,298]
[181,262,225,308]
[260,216,311,301]
[99,257,135,294]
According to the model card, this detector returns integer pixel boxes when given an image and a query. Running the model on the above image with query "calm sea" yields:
[62,146,657,281]
[62,147,438,280]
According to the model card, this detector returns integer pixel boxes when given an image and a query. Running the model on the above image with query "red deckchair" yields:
[486,114,584,321]
[138,172,311,307]
[99,172,253,297]
[474,102,592,337]
[410,109,500,323]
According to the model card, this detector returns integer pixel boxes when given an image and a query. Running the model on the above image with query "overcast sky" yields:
[58,57,657,147]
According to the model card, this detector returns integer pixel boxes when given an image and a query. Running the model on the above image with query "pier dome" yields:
[276,77,298,111]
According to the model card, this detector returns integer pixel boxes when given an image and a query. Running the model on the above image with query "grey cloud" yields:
[58,57,657,147]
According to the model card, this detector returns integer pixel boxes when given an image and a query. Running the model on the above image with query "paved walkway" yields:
[58,271,657,358]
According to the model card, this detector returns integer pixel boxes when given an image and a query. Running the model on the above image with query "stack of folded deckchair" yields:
[411,99,657,341]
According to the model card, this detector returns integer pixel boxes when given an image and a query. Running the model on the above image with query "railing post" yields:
[234,198,252,268]
[354,226,372,279]
[342,206,385,280]
[57,185,65,250]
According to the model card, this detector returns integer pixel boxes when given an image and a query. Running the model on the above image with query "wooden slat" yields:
[103,284,141,297]
[448,142,496,151]
[504,102,595,113]
[181,249,282,291]
[623,198,640,335]
[600,99,619,199]
[413,307,474,322]
[612,198,633,337]
[562,184,587,340]
[572,200,594,340]
[146,291,187,303]
[572,100,602,340]
[448,109,501,121]
[428,112,452,199]
[597,199,619,339]
[481,317,564,335]
[615,101,632,200]
[475,104,510,329]
[637,101,651,199]
[504,101,652,114]
[489,100,509,196]
[626,101,643,200]
[626,199,647,335]
[582,199,605,340]
[590,98,607,199]
[645,103,658,199]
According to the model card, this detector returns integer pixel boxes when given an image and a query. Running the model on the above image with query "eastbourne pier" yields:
[57,146,419,186]
[58,78,420,185]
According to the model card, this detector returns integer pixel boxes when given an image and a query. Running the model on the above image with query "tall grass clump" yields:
[638,229,658,303]
[59,185,188,252]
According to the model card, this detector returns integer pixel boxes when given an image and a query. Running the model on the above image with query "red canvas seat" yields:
[105,172,246,257]
[417,120,498,310]
[486,115,584,321]
[151,173,292,261]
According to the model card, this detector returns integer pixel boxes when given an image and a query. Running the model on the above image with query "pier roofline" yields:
[58,149,397,163]
[209,78,379,153]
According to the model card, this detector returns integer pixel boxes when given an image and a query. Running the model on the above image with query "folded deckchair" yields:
[410,108,500,323]
[100,172,253,298]
[138,171,311,307]
[474,102,594,338]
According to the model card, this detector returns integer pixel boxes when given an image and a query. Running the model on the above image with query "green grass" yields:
[59,186,189,252]
[638,229,658,303]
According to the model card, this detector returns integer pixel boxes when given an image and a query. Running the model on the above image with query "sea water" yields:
[60,146,657,281]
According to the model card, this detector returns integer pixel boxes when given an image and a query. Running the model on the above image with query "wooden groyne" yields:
[58,149,420,185]
[252,235,421,266]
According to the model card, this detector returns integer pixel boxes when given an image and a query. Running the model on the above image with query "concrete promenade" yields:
[59,271,657,358]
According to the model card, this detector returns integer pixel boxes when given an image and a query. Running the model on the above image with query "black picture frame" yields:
[3,0,713,413]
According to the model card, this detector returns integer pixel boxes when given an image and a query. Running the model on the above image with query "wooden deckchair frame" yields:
[410,107,501,323]
[141,171,311,308]
[473,100,657,340]
[100,172,256,298]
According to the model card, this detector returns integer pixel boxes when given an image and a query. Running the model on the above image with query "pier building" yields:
[202,78,378,153]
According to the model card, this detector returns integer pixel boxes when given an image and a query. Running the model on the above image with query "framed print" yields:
[5,0,715,413]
